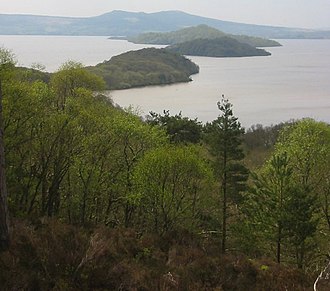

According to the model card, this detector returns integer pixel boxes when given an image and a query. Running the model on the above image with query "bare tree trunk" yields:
[314,258,330,291]
[221,175,227,254]
[0,78,10,251]
[221,147,227,254]
[277,223,282,264]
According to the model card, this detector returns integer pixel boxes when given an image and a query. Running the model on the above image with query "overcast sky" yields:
[1,0,330,29]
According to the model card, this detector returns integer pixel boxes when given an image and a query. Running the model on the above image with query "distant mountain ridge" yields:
[1,10,330,39]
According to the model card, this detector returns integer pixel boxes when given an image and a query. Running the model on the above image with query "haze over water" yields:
[1,35,329,127]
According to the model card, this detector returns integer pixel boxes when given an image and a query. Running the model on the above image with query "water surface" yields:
[0,36,329,127]
[110,40,330,127]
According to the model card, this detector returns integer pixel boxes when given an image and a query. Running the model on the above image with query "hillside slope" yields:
[166,37,271,57]
[128,25,281,47]
[0,10,329,39]
[86,48,199,89]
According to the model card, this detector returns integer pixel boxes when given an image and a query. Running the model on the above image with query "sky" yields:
[1,0,330,29]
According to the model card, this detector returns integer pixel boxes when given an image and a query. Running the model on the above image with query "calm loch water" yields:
[1,36,329,127]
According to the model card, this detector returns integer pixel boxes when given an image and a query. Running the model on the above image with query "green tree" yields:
[63,101,167,226]
[4,81,49,216]
[61,93,121,225]
[275,120,330,232]
[0,47,16,251]
[3,64,106,219]
[249,153,293,263]
[51,61,105,110]
[204,96,248,253]
[112,111,167,227]
[245,152,318,269]
[245,119,327,268]
[275,119,330,188]
[147,110,202,144]
[133,145,213,234]
[274,119,330,267]
[283,185,318,269]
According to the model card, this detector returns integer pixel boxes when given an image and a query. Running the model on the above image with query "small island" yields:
[125,25,274,58]
[127,24,281,48]
[166,36,271,58]
[86,48,199,90]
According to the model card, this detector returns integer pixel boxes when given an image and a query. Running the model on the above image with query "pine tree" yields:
[205,95,248,253]
[283,185,318,269]
[250,152,293,264]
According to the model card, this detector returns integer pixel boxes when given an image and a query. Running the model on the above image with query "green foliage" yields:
[243,119,330,268]
[3,65,169,225]
[2,48,330,284]
[205,96,245,160]
[14,67,51,84]
[246,153,295,263]
[275,120,330,233]
[86,48,199,89]
[0,47,17,69]
[274,119,330,267]
[51,60,105,109]
[133,145,214,234]
[260,264,269,271]
[0,46,17,252]
[147,110,203,144]
[204,96,248,253]
[275,119,330,186]
[283,186,318,269]
[167,36,271,58]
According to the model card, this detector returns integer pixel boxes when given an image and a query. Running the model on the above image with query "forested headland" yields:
[166,37,271,58]
[15,48,200,90]
[0,48,329,290]
[86,48,199,89]
[127,24,281,48]
[128,25,275,58]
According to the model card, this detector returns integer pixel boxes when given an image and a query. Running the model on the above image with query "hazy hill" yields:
[0,10,330,39]
[0,14,80,35]
[128,25,281,47]
[86,48,199,89]
[166,37,271,57]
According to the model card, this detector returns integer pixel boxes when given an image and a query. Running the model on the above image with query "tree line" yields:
[0,47,329,274]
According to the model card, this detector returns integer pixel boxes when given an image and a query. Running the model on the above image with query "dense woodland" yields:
[0,47,330,290]
[87,48,199,90]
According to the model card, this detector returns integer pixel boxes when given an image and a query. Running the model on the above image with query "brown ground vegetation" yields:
[0,219,314,290]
